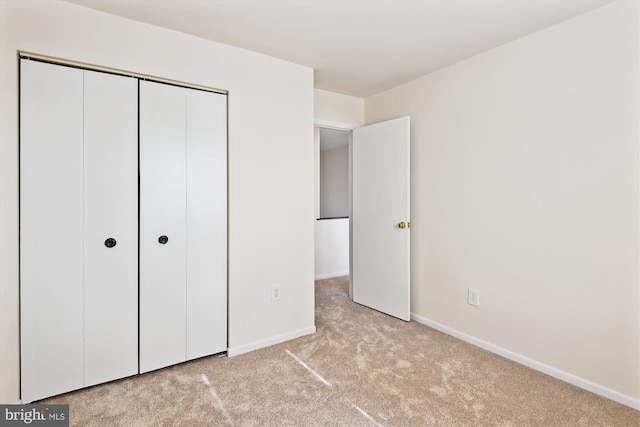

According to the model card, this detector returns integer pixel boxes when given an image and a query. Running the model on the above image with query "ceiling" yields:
[67,0,613,98]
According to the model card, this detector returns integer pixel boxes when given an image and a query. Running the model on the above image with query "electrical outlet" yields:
[468,288,480,307]
[271,285,281,302]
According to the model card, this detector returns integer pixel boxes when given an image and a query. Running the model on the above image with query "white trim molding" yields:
[314,119,357,131]
[315,272,349,281]
[227,326,316,357]
[411,313,640,411]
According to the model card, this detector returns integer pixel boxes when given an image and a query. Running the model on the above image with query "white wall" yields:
[366,0,639,406]
[314,88,364,129]
[320,145,349,218]
[315,219,350,280]
[0,0,315,403]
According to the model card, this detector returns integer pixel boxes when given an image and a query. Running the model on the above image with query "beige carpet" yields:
[44,277,639,426]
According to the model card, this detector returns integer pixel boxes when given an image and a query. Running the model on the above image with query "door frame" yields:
[18,52,230,401]
[314,119,356,298]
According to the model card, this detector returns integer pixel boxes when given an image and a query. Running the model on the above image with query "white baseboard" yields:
[411,313,640,411]
[315,272,349,280]
[227,326,316,357]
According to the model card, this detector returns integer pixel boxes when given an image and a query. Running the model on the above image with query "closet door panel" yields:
[186,89,228,359]
[139,81,187,373]
[83,71,139,385]
[20,60,84,402]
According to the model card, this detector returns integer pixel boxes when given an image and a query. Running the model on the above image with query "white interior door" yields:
[20,60,85,403]
[186,89,228,359]
[139,81,188,373]
[83,70,138,386]
[352,117,410,321]
[21,60,228,400]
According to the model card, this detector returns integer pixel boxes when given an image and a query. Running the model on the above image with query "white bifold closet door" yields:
[20,60,138,403]
[83,70,139,386]
[139,80,227,373]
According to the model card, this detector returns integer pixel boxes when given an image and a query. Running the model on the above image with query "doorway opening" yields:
[314,126,352,296]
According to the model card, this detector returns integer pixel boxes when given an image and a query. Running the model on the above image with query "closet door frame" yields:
[19,54,229,402]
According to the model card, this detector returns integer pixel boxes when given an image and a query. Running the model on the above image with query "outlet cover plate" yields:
[468,288,480,307]
[271,285,281,302]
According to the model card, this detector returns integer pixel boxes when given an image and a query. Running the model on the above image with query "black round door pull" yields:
[158,235,169,245]
[104,238,117,248]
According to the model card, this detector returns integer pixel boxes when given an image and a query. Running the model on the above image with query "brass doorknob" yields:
[398,221,407,229]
